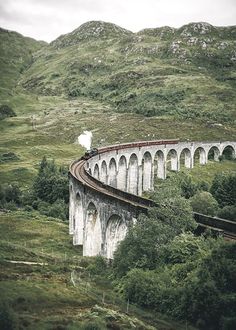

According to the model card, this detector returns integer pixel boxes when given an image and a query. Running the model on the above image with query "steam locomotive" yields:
[81,148,98,160]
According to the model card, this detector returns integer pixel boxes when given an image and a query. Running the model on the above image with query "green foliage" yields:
[0,183,21,208]
[79,318,106,330]
[37,199,68,220]
[113,215,169,276]
[121,237,236,330]
[190,191,219,216]
[218,205,236,221]
[123,268,163,307]
[159,233,210,264]
[33,156,69,204]
[0,302,18,330]
[86,256,108,275]
[113,198,196,277]
[210,173,236,207]
[153,172,208,202]
[0,152,19,163]
[0,105,16,120]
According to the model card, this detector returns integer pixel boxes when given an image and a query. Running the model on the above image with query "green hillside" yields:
[0,210,196,330]
[0,21,235,191]
[0,28,46,99]
[18,21,236,122]
[0,21,236,329]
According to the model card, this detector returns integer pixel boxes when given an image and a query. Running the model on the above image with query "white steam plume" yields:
[78,131,93,150]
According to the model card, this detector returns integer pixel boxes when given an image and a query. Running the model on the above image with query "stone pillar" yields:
[200,149,207,165]
[151,163,155,190]
[185,152,191,168]
[171,154,178,171]
[69,184,75,235]
[73,194,84,245]
[138,164,143,196]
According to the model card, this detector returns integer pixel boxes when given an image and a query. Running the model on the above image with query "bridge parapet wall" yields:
[69,140,236,258]
[87,140,236,196]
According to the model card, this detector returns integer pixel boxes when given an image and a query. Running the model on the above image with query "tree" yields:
[33,157,69,204]
[210,173,236,208]
[113,197,196,277]
[190,191,219,216]
[218,205,236,221]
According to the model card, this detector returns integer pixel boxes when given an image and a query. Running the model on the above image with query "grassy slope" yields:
[0,22,235,329]
[0,97,235,189]
[0,210,196,330]
[0,28,45,100]
[0,21,235,189]
[18,21,236,122]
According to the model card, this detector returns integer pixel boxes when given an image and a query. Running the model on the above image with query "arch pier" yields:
[69,140,236,258]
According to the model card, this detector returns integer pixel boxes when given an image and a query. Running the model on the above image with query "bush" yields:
[218,205,236,221]
[221,317,236,330]
[0,152,19,163]
[37,199,68,220]
[190,191,219,216]
[4,184,21,204]
[0,302,18,330]
[33,157,69,204]
[0,105,16,120]
[0,183,22,209]
[79,318,106,330]
[86,256,107,275]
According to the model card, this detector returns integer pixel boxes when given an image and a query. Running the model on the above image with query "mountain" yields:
[15,21,236,123]
[51,20,132,49]
[0,28,46,98]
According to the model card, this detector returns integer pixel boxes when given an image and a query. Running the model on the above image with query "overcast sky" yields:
[0,0,235,42]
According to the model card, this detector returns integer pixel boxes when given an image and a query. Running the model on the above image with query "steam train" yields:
[80,139,179,161]
[81,148,99,160]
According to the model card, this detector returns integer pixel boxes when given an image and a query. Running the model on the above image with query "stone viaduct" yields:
[69,139,236,259]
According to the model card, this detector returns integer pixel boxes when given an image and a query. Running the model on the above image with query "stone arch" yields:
[194,147,207,165]
[208,146,220,161]
[84,202,101,256]
[222,145,235,160]
[93,164,100,180]
[73,191,84,245]
[166,149,178,171]
[179,148,192,169]
[100,160,108,184]
[128,153,138,195]
[117,155,127,191]
[108,158,117,187]
[154,150,165,179]
[142,151,152,191]
[105,215,127,259]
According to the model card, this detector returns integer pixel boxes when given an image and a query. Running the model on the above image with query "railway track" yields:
[70,159,154,210]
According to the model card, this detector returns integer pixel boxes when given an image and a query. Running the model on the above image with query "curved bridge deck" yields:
[69,140,236,257]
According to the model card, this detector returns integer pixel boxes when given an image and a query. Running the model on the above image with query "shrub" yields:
[4,184,21,204]
[79,318,106,330]
[190,191,219,216]
[86,256,107,275]
[37,199,68,220]
[0,302,18,330]
[0,105,16,120]
[0,152,19,163]
[0,183,22,209]
[218,205,236,221]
